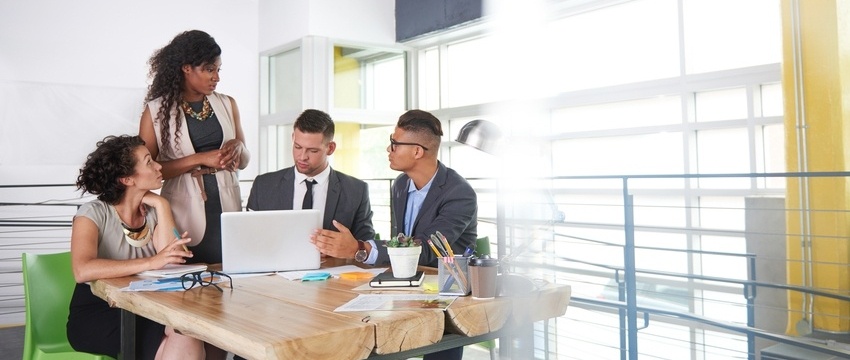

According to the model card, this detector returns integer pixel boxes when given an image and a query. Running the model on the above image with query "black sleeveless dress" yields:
[185,99,225,264]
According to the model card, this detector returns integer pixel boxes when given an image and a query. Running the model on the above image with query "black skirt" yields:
[67,283,165,359]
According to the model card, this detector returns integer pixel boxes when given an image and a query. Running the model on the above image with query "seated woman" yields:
[66,135,204,360]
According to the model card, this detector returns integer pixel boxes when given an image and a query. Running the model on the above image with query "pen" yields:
[155,276,183,283]
[173,228,190,252]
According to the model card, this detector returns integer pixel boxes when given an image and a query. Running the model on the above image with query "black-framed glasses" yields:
[389,135,429,152]
[180,270,232,292]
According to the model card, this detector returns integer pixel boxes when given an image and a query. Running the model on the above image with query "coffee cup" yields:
[468,256,499,299]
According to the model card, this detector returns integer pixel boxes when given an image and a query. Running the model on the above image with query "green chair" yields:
[22,252,114,360]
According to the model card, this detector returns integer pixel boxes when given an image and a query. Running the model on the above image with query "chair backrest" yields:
[22,252,76,352]
[475,236,491,257]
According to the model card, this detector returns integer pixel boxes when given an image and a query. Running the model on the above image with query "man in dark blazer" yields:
[246,109,375,248]
[312,109,476,360]
[312,109,477,269]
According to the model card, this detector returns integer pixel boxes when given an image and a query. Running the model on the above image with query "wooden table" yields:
[90,263,570,360]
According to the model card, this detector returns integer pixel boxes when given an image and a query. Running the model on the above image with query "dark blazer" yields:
[246,167,376,242]
[378,161,478,267]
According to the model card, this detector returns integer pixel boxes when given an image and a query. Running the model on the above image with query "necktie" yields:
[302,179,317,209]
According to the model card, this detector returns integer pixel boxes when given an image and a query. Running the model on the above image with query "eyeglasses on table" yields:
[180,270,233,292]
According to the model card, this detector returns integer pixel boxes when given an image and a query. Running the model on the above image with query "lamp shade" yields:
[455,119,502,155]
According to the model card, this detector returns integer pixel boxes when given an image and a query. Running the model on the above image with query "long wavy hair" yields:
[144,30,221,157]
[76,135,145,204]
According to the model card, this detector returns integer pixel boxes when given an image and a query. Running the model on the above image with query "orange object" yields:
[339,271,375,280]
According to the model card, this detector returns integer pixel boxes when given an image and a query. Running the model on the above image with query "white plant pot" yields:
[387,246,422,278]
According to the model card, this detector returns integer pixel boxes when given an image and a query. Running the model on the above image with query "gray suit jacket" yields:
[377,161,477,267]
[246,167,376,242]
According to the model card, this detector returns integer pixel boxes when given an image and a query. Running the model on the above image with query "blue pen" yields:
[173,228,190,252]
[462,245,474,257]
[156,277,183,283]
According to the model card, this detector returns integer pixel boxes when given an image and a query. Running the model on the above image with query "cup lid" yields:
[469,255,499,266]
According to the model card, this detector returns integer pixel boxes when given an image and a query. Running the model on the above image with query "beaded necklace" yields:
[180,96,214,121]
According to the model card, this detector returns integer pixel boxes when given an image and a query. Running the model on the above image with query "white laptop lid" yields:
[220,209,322,274]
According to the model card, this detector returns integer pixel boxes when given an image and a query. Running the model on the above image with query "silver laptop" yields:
[220,209,322,273]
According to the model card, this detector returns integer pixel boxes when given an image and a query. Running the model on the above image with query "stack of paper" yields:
[138,264,207,278]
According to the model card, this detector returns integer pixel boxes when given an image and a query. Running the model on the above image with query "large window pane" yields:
[695,128,750,187]
[760,82,784,117]
[695,88,747,122]
[552,96,682,133]
[548,0,680,91]
[552,133,683,176]
[334,46,406,111]
[683,0,781,74]
[445,36,501,107]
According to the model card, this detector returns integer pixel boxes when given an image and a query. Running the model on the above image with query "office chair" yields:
[22,252,114,360]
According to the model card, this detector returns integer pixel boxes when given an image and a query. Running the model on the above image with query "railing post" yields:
[623,179,638,360]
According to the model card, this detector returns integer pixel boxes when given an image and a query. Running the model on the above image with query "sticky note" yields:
[301,272,331,282]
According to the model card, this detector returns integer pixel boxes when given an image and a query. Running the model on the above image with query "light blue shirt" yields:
[365,173,436,265]
[404,177,433,236]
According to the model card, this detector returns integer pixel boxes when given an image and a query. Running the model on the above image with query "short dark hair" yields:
[293,109,335,142]
[76,135,145,204]
[397,110,443,150]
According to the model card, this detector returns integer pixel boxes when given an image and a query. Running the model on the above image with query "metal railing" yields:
[5,172,850,360]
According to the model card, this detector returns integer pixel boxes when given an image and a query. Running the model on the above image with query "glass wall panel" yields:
[269,48,301,115]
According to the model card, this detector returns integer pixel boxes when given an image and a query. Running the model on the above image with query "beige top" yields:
[146,92,248,245]
[75,200,158,260]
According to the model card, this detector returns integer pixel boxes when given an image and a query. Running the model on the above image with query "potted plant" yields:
[385,233,422,278]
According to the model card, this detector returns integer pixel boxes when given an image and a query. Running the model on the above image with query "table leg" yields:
[499,322,535,359]
[120,309,136,360]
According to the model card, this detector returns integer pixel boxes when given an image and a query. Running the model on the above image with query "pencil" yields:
[437,231,469,291]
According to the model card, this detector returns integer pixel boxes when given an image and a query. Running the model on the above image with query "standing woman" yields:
[67,135,203,359]
[139,30,248,265]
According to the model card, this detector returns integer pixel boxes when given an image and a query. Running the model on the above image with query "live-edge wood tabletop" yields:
[90,260,570,360]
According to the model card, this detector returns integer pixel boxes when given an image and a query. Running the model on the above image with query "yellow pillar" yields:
[782,0,850,335]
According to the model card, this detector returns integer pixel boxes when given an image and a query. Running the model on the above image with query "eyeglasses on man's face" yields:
[389,135,429,152]
[181,270,232,292]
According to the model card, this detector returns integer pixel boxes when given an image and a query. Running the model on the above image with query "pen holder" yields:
[438,255,470,296]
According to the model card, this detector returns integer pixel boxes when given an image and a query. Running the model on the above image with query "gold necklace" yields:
[181,96,214,121]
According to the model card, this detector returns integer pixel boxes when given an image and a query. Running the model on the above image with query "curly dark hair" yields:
[294,109,335,142]
[144,30,221,156]
[76,135,145,204]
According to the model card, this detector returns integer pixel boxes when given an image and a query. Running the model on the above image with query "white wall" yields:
[0,0,260,184]
[258,0,395,51]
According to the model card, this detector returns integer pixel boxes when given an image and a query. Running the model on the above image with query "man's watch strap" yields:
[354,240,368,262]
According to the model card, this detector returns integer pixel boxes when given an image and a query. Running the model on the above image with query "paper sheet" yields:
[334,294,457,312]
[137,264,208,278]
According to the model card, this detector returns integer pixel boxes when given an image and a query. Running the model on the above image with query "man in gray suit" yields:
[246,109,375,247]
[312,109,477,269]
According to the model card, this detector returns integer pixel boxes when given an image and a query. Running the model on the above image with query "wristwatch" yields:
[354,241,368,263]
